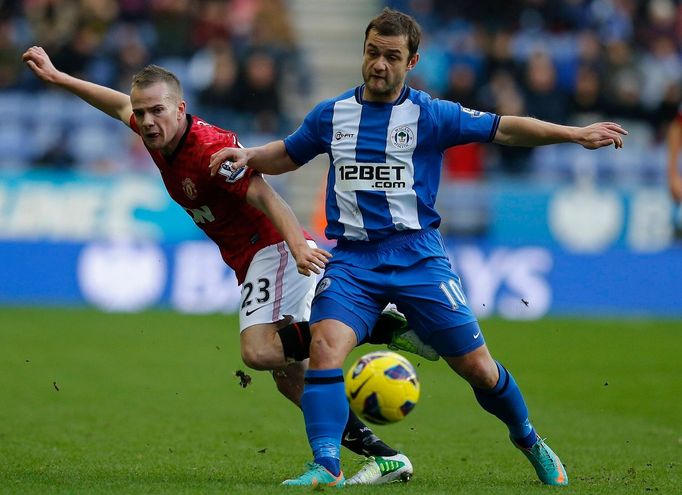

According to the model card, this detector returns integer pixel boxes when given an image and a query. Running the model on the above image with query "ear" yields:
[406,52,420,71]
[177,100,186,119]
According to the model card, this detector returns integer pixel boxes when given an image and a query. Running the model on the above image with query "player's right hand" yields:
[22,46,60,83]
[209,147,249,177]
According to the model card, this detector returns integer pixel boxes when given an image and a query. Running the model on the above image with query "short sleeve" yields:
[433,99,500,150]
[283,101,328,166]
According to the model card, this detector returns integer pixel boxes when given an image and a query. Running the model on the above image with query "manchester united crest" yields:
[182,178,197,200]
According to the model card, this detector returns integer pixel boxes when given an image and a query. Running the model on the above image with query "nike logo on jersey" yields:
[473,331,481,339]
[244,306,265,316]
[349,376,372,399]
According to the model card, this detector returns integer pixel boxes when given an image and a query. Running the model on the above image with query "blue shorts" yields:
[310,229,484,357]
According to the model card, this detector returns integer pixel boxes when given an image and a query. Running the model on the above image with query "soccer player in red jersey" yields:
[667,103,682,203]
[22,46,428,483]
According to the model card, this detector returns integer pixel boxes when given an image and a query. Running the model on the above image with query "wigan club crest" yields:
[390,125,415,149]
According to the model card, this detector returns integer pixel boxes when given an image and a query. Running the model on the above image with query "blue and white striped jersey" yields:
[284,85,500,241]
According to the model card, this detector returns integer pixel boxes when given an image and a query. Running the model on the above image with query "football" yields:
[345,351,420,425]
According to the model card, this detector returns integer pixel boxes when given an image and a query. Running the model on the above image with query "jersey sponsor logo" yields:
[336,163,407,191]
[334,130,355,141]
[315,277,331,297]
[218,161,246,183]
[389,125,415,149]
[184,205,215,224]
[182,178,197,200]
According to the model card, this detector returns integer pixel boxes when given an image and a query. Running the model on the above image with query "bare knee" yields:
[241,346,274,370]
[240,324,285,370]
[308,320,357,369]
[445,345,499,389]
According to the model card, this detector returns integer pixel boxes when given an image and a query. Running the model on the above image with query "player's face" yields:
[362,29,418,103]
[130,82,186,154]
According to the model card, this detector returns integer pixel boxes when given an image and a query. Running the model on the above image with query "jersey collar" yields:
[165,114,193,164]
[355,84,409,106]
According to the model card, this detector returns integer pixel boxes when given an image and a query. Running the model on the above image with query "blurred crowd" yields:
[0,0,305,173]
[391,0,682,180]
[1,0,681,184]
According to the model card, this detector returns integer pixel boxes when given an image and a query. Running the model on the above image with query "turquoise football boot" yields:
[282,462,345,488]
[513,435,568,486]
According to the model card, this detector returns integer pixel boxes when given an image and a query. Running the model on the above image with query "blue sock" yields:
[473,361,536,447]
[301,368,348,476]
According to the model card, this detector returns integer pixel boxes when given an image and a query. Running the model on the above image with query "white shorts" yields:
[238,240,316,332]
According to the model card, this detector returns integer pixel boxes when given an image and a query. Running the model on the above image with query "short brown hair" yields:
[364,8,421,57]
[131,65,183,99]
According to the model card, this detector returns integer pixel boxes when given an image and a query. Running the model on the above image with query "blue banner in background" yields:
[2,240,681,318]
[0,170,201,242]
[1,171,681,317]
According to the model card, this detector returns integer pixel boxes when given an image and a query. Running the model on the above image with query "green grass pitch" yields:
[0,308,680,494]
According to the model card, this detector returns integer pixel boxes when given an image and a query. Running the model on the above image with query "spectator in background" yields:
[442,64,484,179]
[667,103,682,203]
[484,30,522,81]
[50,23,103,81]
[150,0,193,57]
[231,49,283,134]
[23,0,80,50]
[443,63,479,110]
[522,51,568,125]
[2,0,680,178]
[477,70,532,175]
[111,24,150,92]
[0,19,23,89]
[33,128,76,170]
[654,81,682,138]
[568,64,607,125]
[191,0,231,49]
[196,39,240,129]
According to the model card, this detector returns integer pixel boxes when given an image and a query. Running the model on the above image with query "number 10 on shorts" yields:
[440,278,467,309]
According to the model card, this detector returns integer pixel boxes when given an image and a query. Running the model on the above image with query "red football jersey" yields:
[130,114,289,283]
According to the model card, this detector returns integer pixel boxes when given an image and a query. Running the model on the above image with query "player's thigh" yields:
[395,256,485,357]
[310,262,384,344]
[239,241,316,333]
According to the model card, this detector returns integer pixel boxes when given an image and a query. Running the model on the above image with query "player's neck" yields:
[361,84,406,104]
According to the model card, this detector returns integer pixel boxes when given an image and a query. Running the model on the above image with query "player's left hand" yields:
[292,244,332,276]
[576,122,628,150]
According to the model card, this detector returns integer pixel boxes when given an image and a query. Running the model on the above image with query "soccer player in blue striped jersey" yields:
[210,7,627,488]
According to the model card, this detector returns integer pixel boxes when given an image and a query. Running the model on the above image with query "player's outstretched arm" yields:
[246,174,331,276]
[494,116,627,150]
[666,119,682,203]
[209,140,298,177]
[22,46,132,125]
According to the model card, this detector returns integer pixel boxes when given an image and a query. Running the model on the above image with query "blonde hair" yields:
[131,65,183,100]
